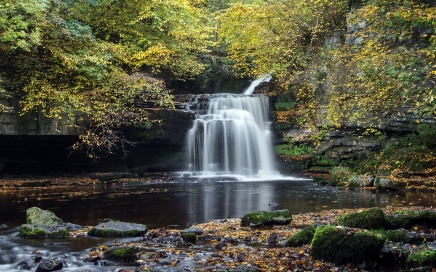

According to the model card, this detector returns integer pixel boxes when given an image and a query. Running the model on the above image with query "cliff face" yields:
[274,1,436,173]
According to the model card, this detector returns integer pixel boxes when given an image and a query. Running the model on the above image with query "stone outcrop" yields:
[20,207,83,238]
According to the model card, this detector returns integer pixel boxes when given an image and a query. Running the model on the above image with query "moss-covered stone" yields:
[20,223,71,238]
[181,232,197,244]
[310,225,385,266]
[407,249,436,267]
[337,207,391,230]
[105,246,140,263]
[20,207,81,238]
[395,210,436,228]
[26,207,63,225]
[240,209,292,227]
[285,226,317,247]
[385,229,409,243]
[88,220,147,237]
[388,214,412,229]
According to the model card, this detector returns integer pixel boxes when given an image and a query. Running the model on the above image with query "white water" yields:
[183,74,297,181]
[243,74,272,95]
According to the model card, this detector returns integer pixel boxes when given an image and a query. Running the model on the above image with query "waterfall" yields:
[184,75,280,180]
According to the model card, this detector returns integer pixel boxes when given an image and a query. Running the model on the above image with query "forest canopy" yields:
[0,0,435,157]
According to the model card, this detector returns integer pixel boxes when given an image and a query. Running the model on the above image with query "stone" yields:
[20,207,82,238]
[310,225,384,266]
[88,220,147,237]
[337,207,391,230]
[240,209,292,227]
[375,176,407,190]
[26,207,63,225]
[104,246,140,263]
[35,258,64,272]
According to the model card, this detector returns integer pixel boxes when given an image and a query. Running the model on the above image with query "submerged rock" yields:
[88,220,147,237]
[310,225,385,266]
[240,209,292,227]
[35,258,64,272]
[20,207,82,238]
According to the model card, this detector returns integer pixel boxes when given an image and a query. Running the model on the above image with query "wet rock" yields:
[88,220,147,237]
[310,225,385,266]
[181,227,203,235]
[338,207,391,230]
[240,209,292,227]
[20,207,83,238]
[181,232,197,244]
[375,176,407,190]
[26,207,63,225]
[104,246,140,263]
[35,258,63,272]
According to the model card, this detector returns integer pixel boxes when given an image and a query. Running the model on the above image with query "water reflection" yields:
[0,180,435,229]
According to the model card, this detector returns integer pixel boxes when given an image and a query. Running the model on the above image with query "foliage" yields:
[328,166,353,186]
[275,143,314,157]
[417,123,436,147]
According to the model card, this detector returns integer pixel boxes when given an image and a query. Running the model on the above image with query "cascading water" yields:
[184,75,280,180]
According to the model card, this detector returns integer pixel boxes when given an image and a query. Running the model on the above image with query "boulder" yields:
[26,207,63,225]
[375,176,407,190]
[241,209,292,227]
[20,207,82,238]
[88,220,147,237]
[310,225,385,266]
[337,207,391,230]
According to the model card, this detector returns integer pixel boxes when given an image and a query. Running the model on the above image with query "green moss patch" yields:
[105,246,140,263]
[310,225,385,266]
[241,209,292,227]
[337,207,391,230]
[285,226,316,247]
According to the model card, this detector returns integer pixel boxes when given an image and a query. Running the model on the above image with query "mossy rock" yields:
[26,207,63,225]
[337,207,391,230]
[407,248,436,267]
[388,214,413,229]
[105,246,140,263]
[285,226,317,247]
[181,232,197,244]
[240,209,292,227]
[395,210,436,228]
[310,225,385,266]
[20,224,69,238]
[88,220,147,237]
[385,229,409,243]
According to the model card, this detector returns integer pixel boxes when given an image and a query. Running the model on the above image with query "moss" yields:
[407,249,436,267]
[395,210,436,228]
[105,246,140,263]
[285,226,316,247]
[337,207,391,230]
[385,230,409,243]
[181,232,197,244]
[388,214,412,229]
[20,224,69,238]
[87,220,147,237]
[310,225,385,266]
[240,209,292,227]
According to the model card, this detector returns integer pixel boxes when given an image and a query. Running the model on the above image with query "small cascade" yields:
[184,75,280,180]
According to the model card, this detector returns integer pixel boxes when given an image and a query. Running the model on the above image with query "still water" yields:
[1,179,435,229]
[1,179,436,271]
